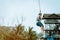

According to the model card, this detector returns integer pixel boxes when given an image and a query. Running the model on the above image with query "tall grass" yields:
[0,24,38,40]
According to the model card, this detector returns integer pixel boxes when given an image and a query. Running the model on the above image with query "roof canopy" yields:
[43,13,60,19]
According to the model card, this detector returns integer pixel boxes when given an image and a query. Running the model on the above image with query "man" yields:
[36,13,44,32]
[45,32,54,40]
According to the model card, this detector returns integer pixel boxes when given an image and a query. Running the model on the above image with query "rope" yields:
[38,0,41,13]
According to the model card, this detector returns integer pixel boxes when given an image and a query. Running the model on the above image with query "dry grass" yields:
[0,24,38,40]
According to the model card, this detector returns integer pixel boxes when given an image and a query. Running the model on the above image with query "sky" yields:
[0,0,60,33]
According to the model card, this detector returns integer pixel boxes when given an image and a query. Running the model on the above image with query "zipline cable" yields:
[38,0,41,13]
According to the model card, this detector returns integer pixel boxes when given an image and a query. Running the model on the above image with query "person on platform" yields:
[45,32,54,40]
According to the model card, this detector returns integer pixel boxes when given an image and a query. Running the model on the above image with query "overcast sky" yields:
[0,0,60,33]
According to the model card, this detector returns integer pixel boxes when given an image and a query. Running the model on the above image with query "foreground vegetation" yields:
[0,24,38,40]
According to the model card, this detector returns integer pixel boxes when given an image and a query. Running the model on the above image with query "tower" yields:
[43,13,60,40]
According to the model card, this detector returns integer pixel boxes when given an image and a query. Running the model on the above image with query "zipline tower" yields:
[37,0,60,40]
[43,13,60,40]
